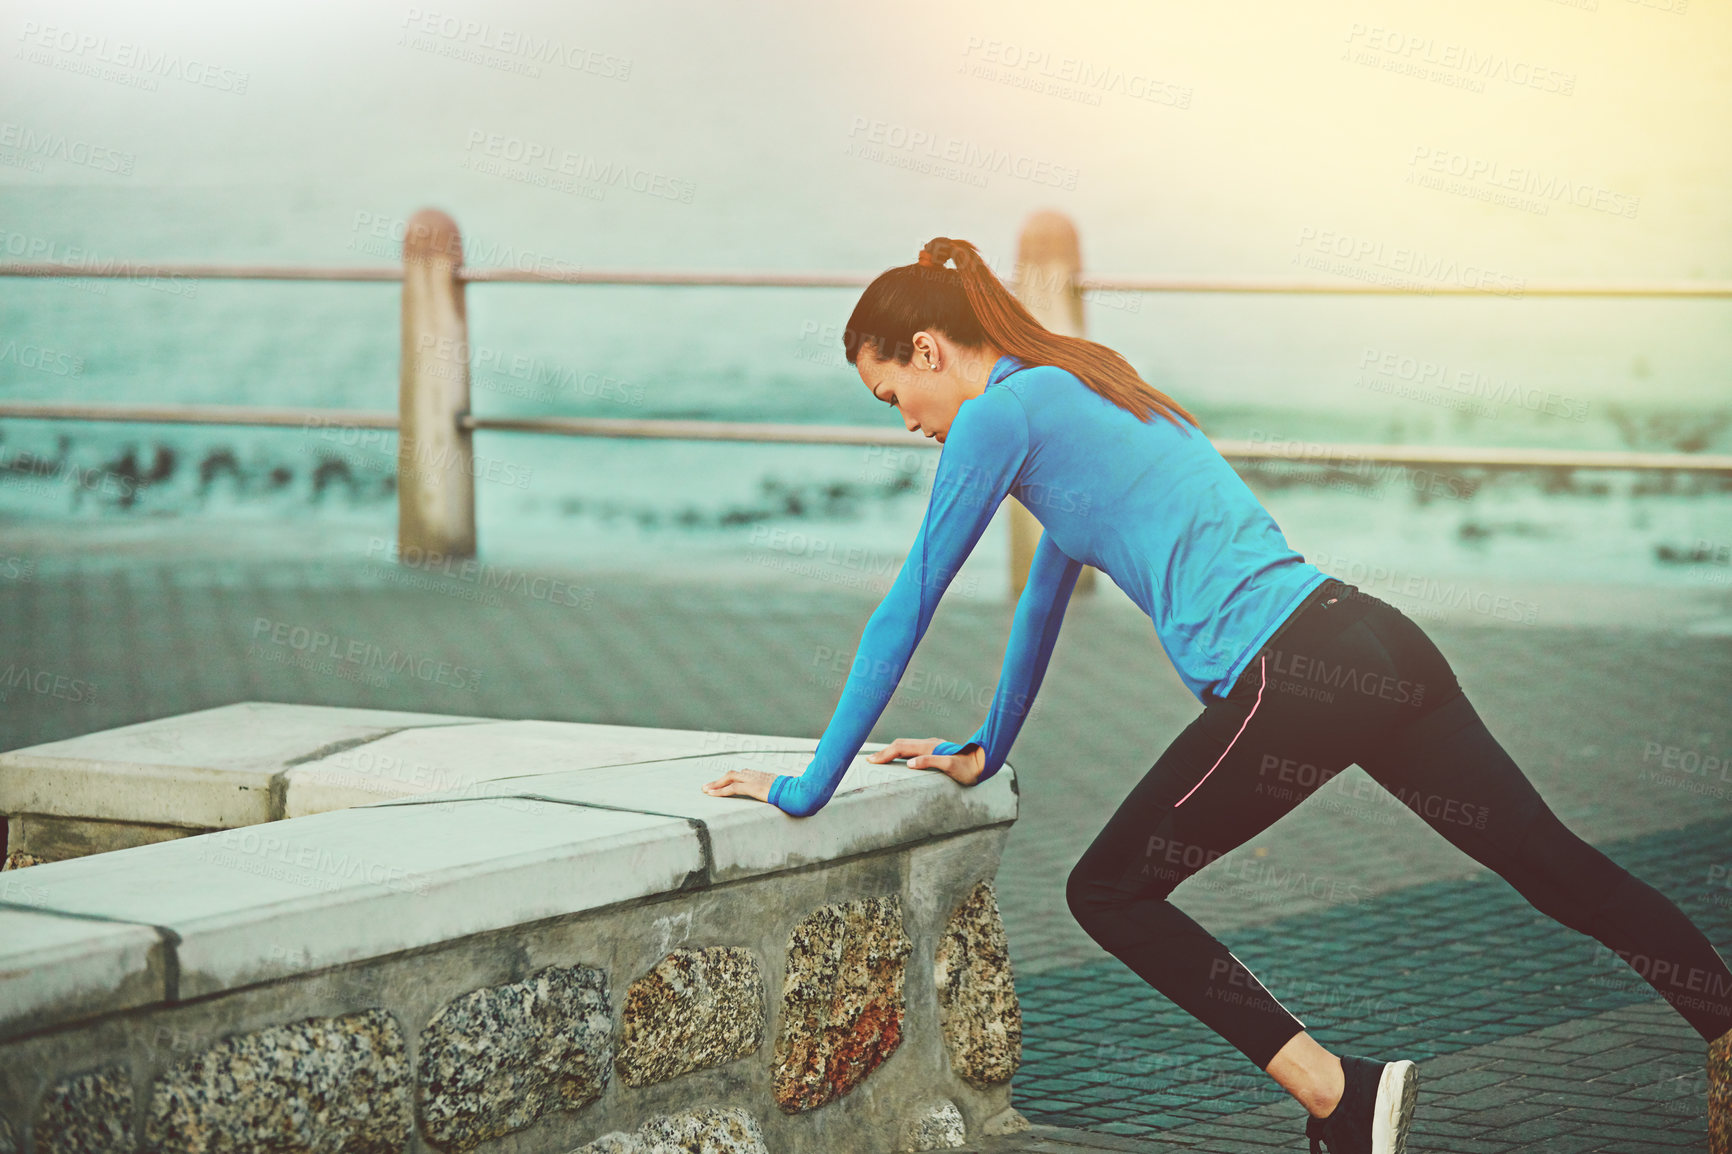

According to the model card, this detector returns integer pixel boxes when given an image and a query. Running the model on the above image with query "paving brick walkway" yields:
[2,535,1729,1151]
[1011,816,1729,1149]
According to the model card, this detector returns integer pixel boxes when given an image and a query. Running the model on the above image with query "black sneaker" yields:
[1304,1054,1418,1154]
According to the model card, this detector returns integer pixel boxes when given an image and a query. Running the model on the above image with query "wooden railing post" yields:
[398,208,476,559]
[1010,211,1097,598]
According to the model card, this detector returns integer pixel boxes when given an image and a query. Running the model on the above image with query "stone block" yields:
[900,1099,966,1151]
[933,880,1021,1088]
[1711,1023,1730,1154]
[615,947,765,1087]
[980,1106,1031,1136]
[145,1010,410,1154]
[35,1064,132,1154]
[418,965,613,1153]
[772,895,913,1113]
[568,1106,766,1154]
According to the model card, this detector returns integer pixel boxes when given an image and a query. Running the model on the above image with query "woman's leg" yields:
[1064,668,1346,1074]
[1064,584,1394,1110]
[1352,600,1732,1044]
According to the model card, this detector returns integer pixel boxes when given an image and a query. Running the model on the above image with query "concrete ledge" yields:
[0,702,493,830]
[376,747,1018,883]
[0,704,1023,1154]
[7,800,707,1003]
[281,718,822,816]
[0,704,860,868]
[5,813,204,864]
[0,907,167,1039]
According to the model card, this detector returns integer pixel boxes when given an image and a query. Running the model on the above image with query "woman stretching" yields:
[702,236,1732,1154]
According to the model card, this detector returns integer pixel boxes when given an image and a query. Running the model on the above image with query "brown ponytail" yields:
[844,236,1198,429]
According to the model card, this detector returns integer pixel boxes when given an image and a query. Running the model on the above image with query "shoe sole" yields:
[1371,1059,1419,1154]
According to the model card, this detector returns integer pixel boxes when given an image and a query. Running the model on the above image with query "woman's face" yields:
[856,331,993,444]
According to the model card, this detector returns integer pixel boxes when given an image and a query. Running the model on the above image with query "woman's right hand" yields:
[867,737,986,786]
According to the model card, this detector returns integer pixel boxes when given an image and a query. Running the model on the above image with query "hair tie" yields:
[917,248,939,268]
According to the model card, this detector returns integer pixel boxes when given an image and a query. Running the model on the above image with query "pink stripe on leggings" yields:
[1173,655,1267,808]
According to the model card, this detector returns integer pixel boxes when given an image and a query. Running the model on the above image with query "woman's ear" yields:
[912,330,942,371]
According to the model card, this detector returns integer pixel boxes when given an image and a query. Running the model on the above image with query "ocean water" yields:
[2,0,1728,594]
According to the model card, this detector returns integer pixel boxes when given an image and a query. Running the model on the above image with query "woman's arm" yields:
[930,528,1084,781]
[757,389,1033,817]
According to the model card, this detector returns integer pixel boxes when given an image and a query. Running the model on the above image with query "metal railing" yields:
[3,209,1728,587]
[5,260,1731,297]
[2,399,1727,474]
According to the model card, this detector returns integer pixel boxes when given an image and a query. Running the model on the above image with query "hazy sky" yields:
[3,0,1727,282]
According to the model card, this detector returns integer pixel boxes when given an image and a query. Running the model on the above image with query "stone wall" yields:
[0,705,1030,1154]
[1,828,1024,1154]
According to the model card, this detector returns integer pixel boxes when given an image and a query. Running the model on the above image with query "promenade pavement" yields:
[3,521,1729,1152]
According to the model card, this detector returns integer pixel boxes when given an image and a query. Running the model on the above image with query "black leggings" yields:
[1065,578,1732,1071]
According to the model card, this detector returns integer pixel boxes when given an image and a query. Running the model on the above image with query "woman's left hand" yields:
[868,737,986,786]
[701,767,776,802]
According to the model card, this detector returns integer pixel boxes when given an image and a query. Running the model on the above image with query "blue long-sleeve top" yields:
[766,354,1328,817]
